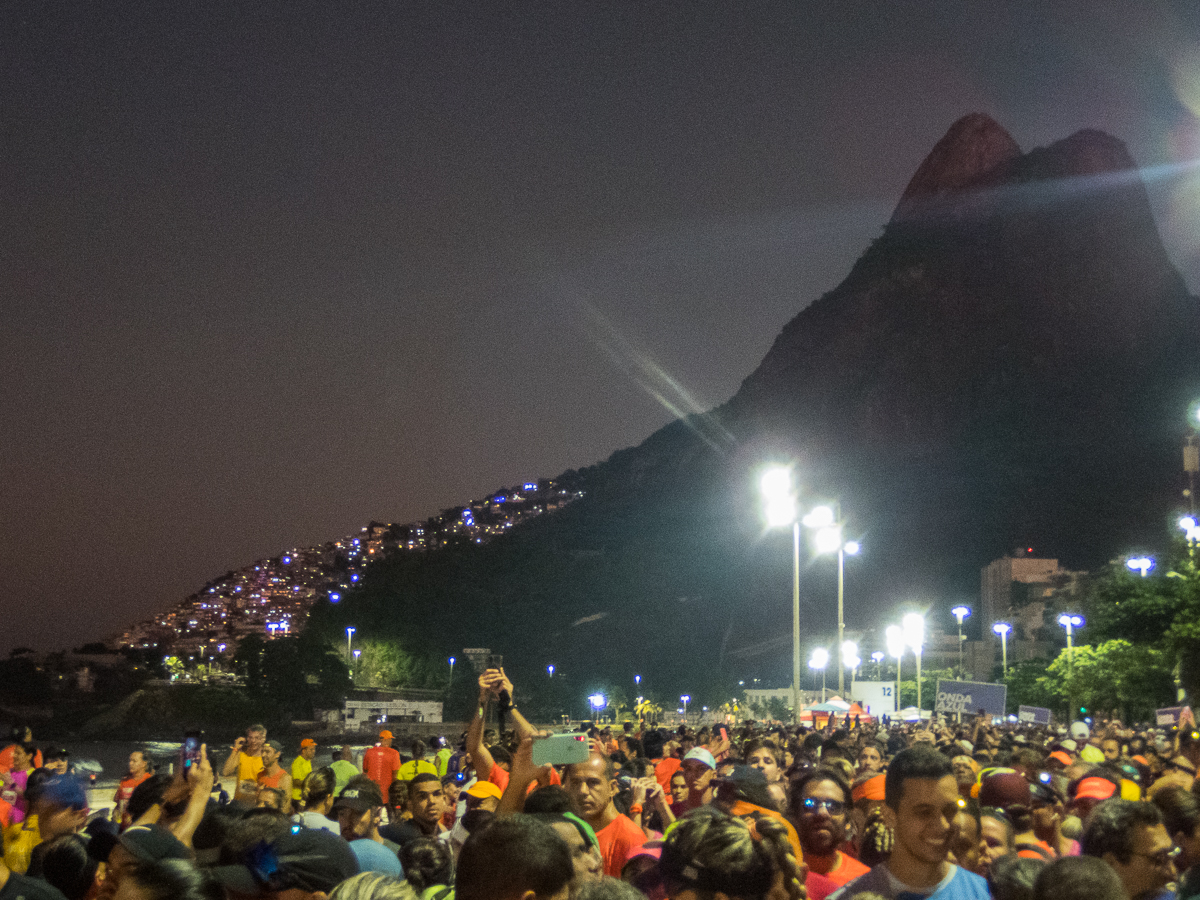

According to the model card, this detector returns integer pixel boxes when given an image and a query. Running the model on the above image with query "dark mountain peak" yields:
[1024,128,1137,179]
[891,113,1021,222]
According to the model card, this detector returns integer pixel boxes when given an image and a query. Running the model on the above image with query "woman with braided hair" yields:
[657,807,806,900]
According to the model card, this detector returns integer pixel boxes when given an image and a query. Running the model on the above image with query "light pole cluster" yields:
[760,467,861,716]
[951,606,971,674]
[808,647,828,701]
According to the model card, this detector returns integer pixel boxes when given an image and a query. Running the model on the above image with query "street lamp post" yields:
[805,505,859,694]
[951,606,971,676]
[809,648,828,702]
[886,625,904,713]
[448,656,455,687]
[681,694,691,722]
[903,614,925,711]
[842,640,859,698]
[761,468,802,721]
[993,622,1011,679]
[346,626,355,662]
[871,651,884,681]
[1126,556,1155,577]
[1058,614,1084,718]
[548,664,555,677]
[352,648,361,684]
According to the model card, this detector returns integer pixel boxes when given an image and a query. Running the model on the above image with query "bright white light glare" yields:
[809,647,829,669]
[843,540,861,555]
[1181,517,1197,530]
[802,506,835,529]
[993,622,1011,636]
[871,651,885,663]
[951,606,971,622]
[765,498,797,527]
[841,640,858,663]
[813,526,843,554]
[902,613,925,651]
[760,468,792,501]
[846,655,861,669]
[588,693,606,709]
[885,625,905,659]
[680,694,691,703]
[1125,556,1155,576]
[1057,613,1084,628]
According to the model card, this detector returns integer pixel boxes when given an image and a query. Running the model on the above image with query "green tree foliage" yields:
[1033,640,1175,721]
[354,639,439,691]
[234,632,350,719]
[1002,659,1058,713]
[1085,545,1200,699]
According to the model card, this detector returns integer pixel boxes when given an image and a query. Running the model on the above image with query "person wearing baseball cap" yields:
[1071,774,1120,824]
[675,747,716,814]
[330,780,402,876]
[361,731,400,801]
[291,739,318,809]
[208,826,359,898]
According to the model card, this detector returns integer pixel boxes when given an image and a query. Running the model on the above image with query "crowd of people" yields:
[0,667,1198,900]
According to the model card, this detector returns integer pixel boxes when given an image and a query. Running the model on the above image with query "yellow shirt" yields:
[291,756,313,801]
[235,752,264,801]
[4,815,39,874]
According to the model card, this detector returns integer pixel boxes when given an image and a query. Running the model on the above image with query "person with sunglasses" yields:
[1081,799,1178,900]
[788,768,869,896]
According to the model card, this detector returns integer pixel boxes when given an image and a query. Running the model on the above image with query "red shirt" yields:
[595,813,647,877]
[487,763,561,793]
[362,745,401,796]
[806,851,869,887]
[654,757,681,794]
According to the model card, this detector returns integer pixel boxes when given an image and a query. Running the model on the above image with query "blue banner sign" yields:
[1018,705,1052,725]
[935,680,1007,717]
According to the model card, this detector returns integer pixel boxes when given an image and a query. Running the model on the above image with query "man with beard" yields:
[790,768,869,895]
[563,752,645,877]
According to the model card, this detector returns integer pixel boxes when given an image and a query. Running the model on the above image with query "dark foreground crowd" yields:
[0,668,1199,900]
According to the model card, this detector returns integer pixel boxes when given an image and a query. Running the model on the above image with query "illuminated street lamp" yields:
[903,614,925,710]
[635,674,641,688]
[886,625,904,712]
[346,626,355,661]
[809,647,829,701]
[352,648,361,685]
[1058,613,1084,719]
[992,622,1011,678]
[1181,517,1200,547]
[842,640,861,697]
[805,504,860,693]
[548,664,555,677]
[588,693,607,722]
[871,651,885,680]
[951,606,971,675]
[1126,557,1155,577]
[448,656,455,687]
[760,467,801,720]
[681,694,691,720]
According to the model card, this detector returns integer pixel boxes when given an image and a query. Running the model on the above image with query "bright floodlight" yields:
[902,613,925,650]
[846,655,861,669]
[844,540,861,555]
[885,625,905,659]
[871,651,885,663]
[841,640,858,664]
[813,526,843,555]
[993,622,1011,637]
[951,606,971,623]
[1057,613,1084,628]
[680,694,691,703]
[809,647,829,669]
[588,693,606,710]
[765,497,797,527]
[1125,556,1154,577]
[1182,517,1198,530]
[802,506,835,529]
[760,468,792,501]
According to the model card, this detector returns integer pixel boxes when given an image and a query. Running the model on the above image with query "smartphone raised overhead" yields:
[182,730,203,770]
[532,733,590,767]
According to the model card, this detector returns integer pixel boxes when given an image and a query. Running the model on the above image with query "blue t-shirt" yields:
[832,864,989,900]
[349,838,404,876]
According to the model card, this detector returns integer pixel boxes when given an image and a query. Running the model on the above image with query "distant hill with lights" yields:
[316,114,1200,704]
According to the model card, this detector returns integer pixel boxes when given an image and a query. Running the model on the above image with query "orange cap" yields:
[1074,776,1117,801]
[852,773,886,802]
[379,730,394,740]
[1049,751,1072,767]
[300,739,317,748]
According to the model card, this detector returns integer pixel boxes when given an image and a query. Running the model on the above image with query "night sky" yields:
[5,1,1200,654]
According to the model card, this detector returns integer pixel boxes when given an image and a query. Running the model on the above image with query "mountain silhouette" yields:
[321,115,1200,704]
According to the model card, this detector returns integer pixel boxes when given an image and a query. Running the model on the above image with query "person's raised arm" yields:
[171,745,214,848]
[221,736,245,777]
[497,734,549,817]
[467,671,496,779]
[494,668,536,742]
